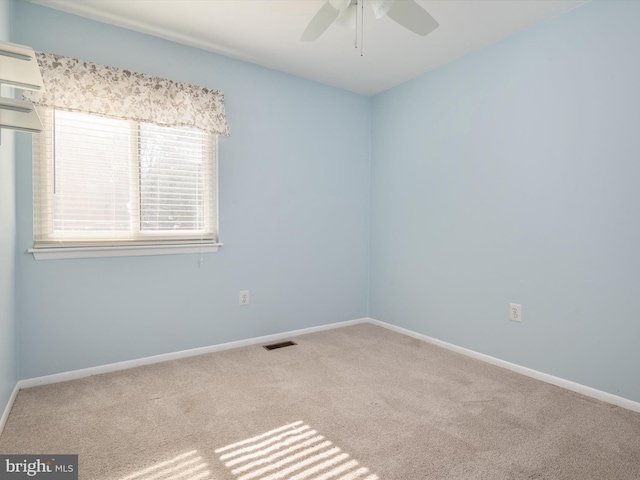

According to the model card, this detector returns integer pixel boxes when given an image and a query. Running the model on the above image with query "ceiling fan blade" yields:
[386,0,439,36]
[369,0,395,20]
[300,1,341,41]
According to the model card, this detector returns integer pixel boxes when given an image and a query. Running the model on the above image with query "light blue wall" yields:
[0,0,17,414]
[13,1,371,378]
[370,0,640,402]
[10,0,640,405]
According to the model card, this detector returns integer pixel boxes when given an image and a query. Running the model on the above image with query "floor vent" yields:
[263,341,297,351]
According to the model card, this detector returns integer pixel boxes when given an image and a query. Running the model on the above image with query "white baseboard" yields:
[368,318,640,414]
[0,382,20,436]
[19,318,370,389]
[15,316,640,415]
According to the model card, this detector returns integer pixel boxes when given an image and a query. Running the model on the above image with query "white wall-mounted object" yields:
[0,40,44,135]
[509,303,522,322]
[239,290,250,306]
[0,97,43,133]
[0,41,45,90]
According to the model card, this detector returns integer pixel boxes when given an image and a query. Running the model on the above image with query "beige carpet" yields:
[1,323,640,479]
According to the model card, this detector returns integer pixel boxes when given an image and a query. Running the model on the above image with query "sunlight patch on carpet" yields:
[120,450,213,480]
[215,421,378,480]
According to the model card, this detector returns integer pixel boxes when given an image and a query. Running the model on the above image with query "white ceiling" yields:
[26,0,588,96]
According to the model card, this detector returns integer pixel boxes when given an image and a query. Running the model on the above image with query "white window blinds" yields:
[33,109,217,248]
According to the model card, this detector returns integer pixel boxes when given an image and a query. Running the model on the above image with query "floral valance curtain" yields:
[23,52,230,137]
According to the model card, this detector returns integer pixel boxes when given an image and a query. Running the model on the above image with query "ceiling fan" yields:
[301,0,439,42]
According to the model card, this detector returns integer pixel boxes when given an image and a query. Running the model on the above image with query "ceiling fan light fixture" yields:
[335,4,358,29]
[301,0,439,44]
[329,0,352,11]
[369,0,395,19]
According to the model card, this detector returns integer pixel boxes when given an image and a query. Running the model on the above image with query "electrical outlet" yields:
[509,303,522,322]
[239,290,249,306]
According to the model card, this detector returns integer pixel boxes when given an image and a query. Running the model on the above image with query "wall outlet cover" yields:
[239,290,249,306]
[509,303,522,322]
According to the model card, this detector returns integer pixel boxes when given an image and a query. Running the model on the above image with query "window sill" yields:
[28,243,222,260]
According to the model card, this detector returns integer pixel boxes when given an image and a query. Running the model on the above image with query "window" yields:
[24,52,229,259]
[31,108,219,259]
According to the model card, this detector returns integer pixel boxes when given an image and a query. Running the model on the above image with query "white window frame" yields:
[29,108,222,260]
